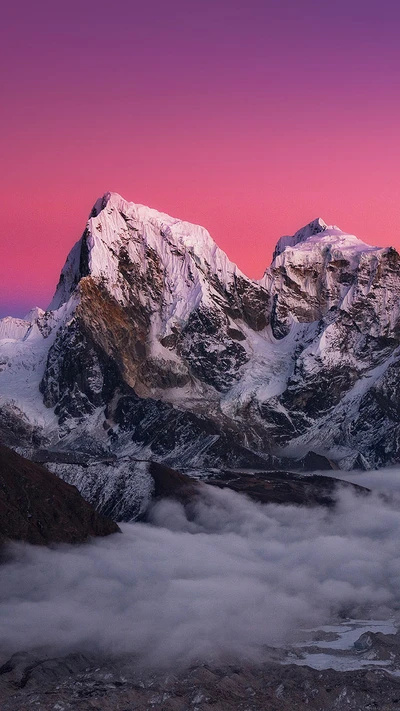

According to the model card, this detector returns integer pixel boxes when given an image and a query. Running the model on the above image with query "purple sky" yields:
[1,0,400,316]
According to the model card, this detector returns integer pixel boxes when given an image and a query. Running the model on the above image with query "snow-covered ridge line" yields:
[50,191,386,316]
[271,220,379,269]
[272,217,328,259]
[50,191,248,313]
[0,308,46,341]
[2,190,400,482]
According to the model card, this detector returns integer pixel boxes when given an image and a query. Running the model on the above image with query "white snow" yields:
[271,220,378,269]
[297,619,397,651]
[49,192,249,339]
[0,298,76,431]
[288,652,391,672]
[273,217,328,258]
[0,317,32,341]
[24,307,45,322]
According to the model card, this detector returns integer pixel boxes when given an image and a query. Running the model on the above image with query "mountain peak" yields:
[24,307,45,322]
[49,192,246,315]
[89,191,119,217]
[270,217,380,267]
[272,218,328,260]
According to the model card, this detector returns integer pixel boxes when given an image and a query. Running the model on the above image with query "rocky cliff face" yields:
[1,191,400,517]
[265,231,400,467]
[45,192,270,403]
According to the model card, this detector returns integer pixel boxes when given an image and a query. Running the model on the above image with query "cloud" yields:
[1,474,400,669]
[326,467,400,494]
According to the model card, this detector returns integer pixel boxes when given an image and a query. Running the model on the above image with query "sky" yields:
[1,0,400,316]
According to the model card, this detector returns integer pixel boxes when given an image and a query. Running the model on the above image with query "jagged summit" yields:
[49,191,252,321]
[272,217,328,260]
[2,189,400,507]
[0,307,46,341]
[90,191,113,217]
[24,307,45,322]
[51,193,382,314]
[88,191,227,260]
[271,217,378,266]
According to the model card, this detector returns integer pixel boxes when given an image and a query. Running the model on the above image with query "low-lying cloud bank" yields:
[327,467,400,494]
[1,472,400,669]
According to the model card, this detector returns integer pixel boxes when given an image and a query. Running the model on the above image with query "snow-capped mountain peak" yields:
[272,217,328,259]
[271,217,378,267]
[0,307,45,341]
[2,191,400,506]
[49,191,247,316]
[24,307,45,322]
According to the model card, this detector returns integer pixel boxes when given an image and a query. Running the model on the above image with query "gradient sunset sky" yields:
[1,0,400,316]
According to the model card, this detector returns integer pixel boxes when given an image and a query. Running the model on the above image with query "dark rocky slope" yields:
[149,461,369,511]
[0,445,119,546]
[207,469,369,507]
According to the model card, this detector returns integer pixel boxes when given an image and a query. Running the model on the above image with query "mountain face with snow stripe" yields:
[1,191,400,517]
[50,191,269,330]
[43,192,271,410]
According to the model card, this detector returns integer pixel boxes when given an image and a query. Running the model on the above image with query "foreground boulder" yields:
[0,445,119,546]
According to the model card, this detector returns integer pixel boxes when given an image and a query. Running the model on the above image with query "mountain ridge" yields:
[1,192,399,519]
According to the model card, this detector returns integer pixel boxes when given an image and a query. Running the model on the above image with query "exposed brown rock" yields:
[0,445,120,547]
[77,276,149,391]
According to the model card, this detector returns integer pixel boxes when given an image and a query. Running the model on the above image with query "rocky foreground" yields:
[0,454,397,709]
[2,641,400,711]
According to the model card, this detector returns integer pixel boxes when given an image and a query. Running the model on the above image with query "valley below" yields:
[1,463,400,710]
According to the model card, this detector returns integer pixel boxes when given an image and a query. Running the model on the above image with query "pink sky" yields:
[1,0,400,316]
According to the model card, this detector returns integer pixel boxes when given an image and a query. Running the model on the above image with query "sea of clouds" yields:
[1,469,400,668]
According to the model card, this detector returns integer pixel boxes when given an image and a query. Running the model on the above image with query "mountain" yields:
[1,191,399,518]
